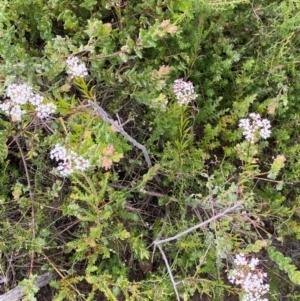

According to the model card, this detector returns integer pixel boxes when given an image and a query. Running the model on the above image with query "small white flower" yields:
[50,144,91,177]
[74,156,91,171]
[0,101,11,113]
[228,254,269,301]
[7,83,33,105]
[30,94,44,106]
[173,78,198,106]
[105,1,122,8]
[0,83,56,121]
[57,161,74,177]
[249,257,259,270]
[239,113,271,143]
[66,55,88,78]
[67,151,78,162]
[234,253,248,266]
[50,144,68,162]
[35,103,56,119]
[0,83,33,121]
[10,105,25,121]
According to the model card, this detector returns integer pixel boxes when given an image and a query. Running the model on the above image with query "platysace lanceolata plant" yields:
[228,254,269,301]
[239,113,271,143]
[2,1,300,300]
[173,79,198,106]
[50,144,91,177]
[0,83,56,121]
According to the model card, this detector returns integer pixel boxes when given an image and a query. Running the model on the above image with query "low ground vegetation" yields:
[0,0,300,300]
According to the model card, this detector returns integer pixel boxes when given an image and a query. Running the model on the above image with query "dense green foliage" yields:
[0,0,300,300]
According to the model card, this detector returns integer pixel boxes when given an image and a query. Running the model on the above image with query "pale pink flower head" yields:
[173,79,198,106]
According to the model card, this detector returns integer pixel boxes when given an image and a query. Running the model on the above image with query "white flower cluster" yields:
[66,56,88,78]
[50,144,91,177]
[35,103,57,119]
[239,113,271,143]
[0,83,56,121]
[173,78,198,106]
[105,1,122,8]
[228,254,269,301]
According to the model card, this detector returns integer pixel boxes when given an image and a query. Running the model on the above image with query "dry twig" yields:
[15,138,35,276]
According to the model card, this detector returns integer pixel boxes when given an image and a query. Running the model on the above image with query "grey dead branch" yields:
[0,273,56,301]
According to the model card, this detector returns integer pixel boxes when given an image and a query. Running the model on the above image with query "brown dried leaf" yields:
[110,120,119,132]
[104,23,112,30]
[139,260,153,273]
[158,65,170,76]
[166,25,178,34]
[277,154,286,163]
[160,20,170,29]
[102,144,115,156]
[102,157,113,170]
[267,98,279,115]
